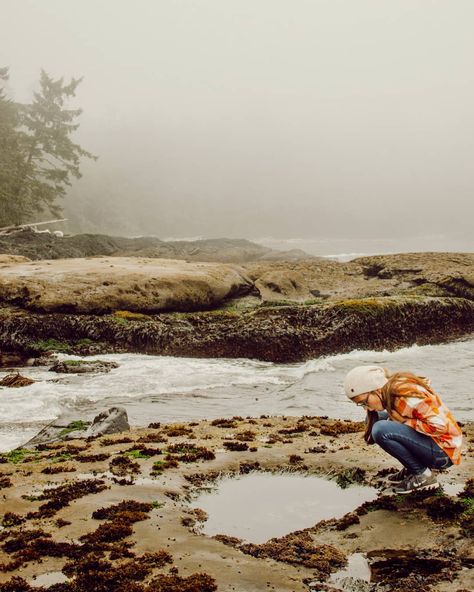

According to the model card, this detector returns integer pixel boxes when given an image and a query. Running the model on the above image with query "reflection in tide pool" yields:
[189,473,378,544]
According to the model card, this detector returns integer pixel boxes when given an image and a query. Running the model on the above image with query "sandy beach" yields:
[0,415,473,591]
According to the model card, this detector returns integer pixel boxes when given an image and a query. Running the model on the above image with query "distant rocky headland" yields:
[0,230,473,364]
[0,228,312,263]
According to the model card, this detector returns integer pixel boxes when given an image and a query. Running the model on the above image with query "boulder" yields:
[22,406,130,449]
[0,256,255,313]
[49,360,119,374]
[86,406,130,437]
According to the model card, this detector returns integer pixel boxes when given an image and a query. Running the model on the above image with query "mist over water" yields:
[2,1,474,243]
[1,339,472,451]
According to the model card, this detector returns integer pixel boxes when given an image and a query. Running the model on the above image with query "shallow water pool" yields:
[189,472,378,544]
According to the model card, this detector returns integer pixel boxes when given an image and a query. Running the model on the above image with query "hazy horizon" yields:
[3,1,474,250]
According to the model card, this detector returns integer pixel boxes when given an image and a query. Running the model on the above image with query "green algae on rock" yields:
[1,295,473,363]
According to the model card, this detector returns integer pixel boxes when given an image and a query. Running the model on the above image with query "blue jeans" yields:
[371,412,452,475]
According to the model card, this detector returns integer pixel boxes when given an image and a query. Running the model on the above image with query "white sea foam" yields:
[1,339,473,451]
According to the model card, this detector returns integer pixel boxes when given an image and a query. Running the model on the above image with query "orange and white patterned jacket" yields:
[390,379,462,465]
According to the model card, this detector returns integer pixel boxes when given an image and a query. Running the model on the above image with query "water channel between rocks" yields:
[189,473,378,544]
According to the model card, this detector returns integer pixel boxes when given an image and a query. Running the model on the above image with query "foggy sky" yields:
[2,1,474,249]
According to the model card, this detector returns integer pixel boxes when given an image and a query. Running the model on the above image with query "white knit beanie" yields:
[344,365,388,399]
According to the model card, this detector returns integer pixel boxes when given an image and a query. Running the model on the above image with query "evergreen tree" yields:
[1,70,96,226]
[0,67,24,226]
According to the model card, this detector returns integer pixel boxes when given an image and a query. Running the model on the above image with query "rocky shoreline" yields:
[0,248,473,364]
[0,416,473,591]
[0,239,473,590]
[1,295,473,364]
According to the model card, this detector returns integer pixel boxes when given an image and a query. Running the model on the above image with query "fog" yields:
[3,0,474,254]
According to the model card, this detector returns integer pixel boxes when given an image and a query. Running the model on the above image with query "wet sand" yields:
[0,416,473,591]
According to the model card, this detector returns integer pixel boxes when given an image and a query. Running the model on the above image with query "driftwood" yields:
[0,218,67,235]
[0,372,35,387]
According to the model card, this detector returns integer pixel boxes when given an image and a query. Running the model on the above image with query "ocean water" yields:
[252,235,473,260]
[0,339,473,452]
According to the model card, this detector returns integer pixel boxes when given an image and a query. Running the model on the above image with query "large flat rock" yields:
[0,257,254,313]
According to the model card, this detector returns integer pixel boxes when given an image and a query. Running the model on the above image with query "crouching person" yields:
[344,366,462,494]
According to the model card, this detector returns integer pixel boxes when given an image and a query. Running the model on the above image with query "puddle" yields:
[30,572,68,587]
[327,553,372,591]
[189,472,378,543]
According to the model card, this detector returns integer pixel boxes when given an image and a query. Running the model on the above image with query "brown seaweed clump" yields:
[319,419,364,436]
[0,529,79,572]
[76,452,111,463]
[210,418,238,428]
[26,478,108,519]
[79,521,134,544]
[278,423,310,435]
[368,549,455,590]
[61,552,173,591]
[0,475,12,489]
[240,530,346,575]
[223,441,248,451]
[166,443,215,462]
[162,424,194,437]
[109,455,141,476]
[41,464,77,474]
[212,534,243,547]
[239,461,260,474]
[1,512,24,527]
[0,576,40,591]
[137,433,168,444]
[234,430,256,441]
[147,572,217,592]
[0,373,35,387]
[0,564,217,592]
[92,500,153,521]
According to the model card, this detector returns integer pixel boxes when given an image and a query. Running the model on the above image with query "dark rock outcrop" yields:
[49,360,119,374]
[1,296,472,363]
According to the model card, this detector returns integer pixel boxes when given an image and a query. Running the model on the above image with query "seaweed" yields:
[41,464,77,474]
[0,373,35,387]
[223,441,248,451]
[162,424,194,437]
[240,531,346,574]
[109,455,140,476]
[79,521,134,544]
[278,423,309,435]
[0,475,12,489]
[239,461,260,474]
[76,452,111,463]
[1,512,24,527]
[335,467,366,489]
[146,573,217,592]
[166,443,215,462]
[26,478,108,519]
[137,433,168,444]
[92,500,153,520]
[234,430,256,442]
[151,458,179,474]
[210,418,238,428]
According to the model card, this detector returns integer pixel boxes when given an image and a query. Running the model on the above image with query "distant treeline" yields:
[0,67,95,227]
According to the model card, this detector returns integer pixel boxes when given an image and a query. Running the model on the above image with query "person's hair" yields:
[363,369,433,444]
